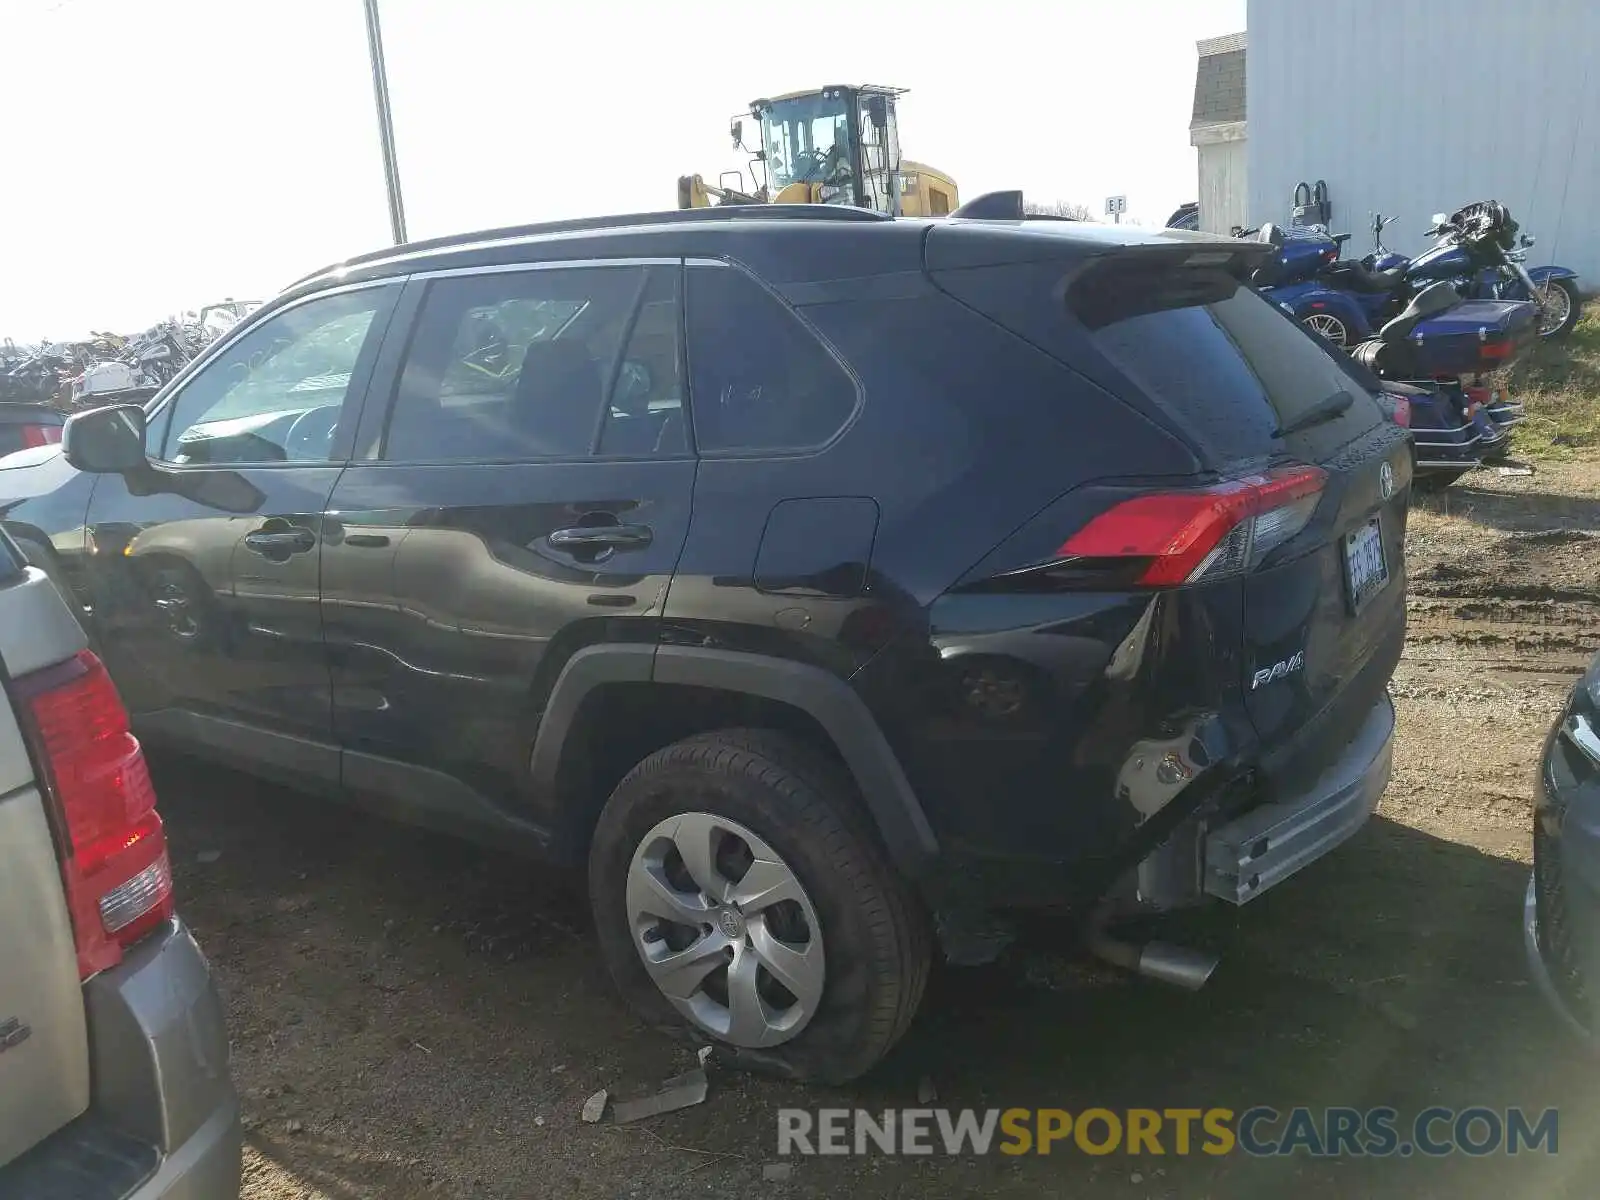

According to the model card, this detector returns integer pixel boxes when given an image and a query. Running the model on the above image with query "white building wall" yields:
[1198,137,1249,235]
[1247,0,1600,286]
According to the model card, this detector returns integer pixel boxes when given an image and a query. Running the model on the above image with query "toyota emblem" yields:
[1379,462,1395,501]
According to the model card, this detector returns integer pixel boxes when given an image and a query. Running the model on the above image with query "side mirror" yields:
[866,95,888,130]
[62,403,147,474]
[730,119,744,150]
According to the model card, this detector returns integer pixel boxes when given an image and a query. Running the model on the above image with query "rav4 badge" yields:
[1251,650,1306,690]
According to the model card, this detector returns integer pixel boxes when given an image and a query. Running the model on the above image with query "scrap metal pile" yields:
[0,299,260,410]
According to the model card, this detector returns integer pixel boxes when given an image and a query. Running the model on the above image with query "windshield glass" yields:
[758,93,853,192]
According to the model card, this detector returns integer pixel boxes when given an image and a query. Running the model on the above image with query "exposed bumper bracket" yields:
[1204,695,1395,904]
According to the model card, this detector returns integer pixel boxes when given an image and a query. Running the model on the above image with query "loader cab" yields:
[749,85,904,215]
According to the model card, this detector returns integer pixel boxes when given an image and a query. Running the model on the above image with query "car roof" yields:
[287,206,895,287]
[277,206,1246,310]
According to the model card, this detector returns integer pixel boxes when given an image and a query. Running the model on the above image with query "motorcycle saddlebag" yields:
[1404,299,1540,375]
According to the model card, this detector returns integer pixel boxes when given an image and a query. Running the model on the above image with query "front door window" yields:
[153,288,389,466]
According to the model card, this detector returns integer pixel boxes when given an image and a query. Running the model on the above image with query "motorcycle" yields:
[1257,202,1583,344]
[1257,222,1538,486]
[1361,205,1582,339]
[1337,282,1523,488]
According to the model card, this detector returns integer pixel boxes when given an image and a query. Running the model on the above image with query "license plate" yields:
[1344,518,1389,612]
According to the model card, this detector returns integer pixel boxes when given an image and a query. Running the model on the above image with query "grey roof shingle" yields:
[1191,46,1246,127]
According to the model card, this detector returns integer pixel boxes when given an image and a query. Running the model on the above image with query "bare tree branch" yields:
[1023,199,1093,221]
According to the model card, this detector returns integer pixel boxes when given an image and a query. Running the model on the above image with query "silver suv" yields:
[0,530,239,1197]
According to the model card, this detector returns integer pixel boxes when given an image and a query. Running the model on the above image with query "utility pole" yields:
[362,0,407,245]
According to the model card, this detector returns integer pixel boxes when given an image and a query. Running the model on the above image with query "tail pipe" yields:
[1085,911,1219,991]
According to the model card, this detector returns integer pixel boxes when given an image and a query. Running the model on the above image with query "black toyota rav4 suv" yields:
[0,204,1408,1082]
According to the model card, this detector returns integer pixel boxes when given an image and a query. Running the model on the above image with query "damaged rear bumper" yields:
[1204,695,1395,904]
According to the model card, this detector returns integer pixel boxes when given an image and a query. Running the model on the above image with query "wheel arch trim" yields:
[531,643,939,874]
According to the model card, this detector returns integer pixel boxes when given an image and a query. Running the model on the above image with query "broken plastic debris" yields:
[610,1068,709,1124]
[697,1044,713,1067]
[581,1090,608,1123]
[1497,466,1534,477]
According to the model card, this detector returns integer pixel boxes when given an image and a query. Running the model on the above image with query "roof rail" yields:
[290,204,892,288]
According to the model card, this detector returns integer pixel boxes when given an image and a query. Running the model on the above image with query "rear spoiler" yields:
[1062,243,1278,330]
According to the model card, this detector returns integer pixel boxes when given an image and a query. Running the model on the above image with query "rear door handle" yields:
[548,524,653,551]
[244,528,316,554]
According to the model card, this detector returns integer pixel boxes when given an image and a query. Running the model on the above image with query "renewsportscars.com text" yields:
[777,1106,1558,1158]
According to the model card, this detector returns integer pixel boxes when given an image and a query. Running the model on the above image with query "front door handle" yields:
[244,527,316,555]
[547,524,653,552]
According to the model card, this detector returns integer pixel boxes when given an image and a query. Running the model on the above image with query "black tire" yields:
[589,728,931,1083]
[1535,277,1582,340]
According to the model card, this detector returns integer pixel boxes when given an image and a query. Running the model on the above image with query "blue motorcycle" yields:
[1356,204,1581,339]
[1258,224,1536,486]
[1262,203,1582,343]
[1334,282,1527,488]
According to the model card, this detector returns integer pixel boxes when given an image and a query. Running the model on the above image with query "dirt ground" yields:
[153,460,1600,1200]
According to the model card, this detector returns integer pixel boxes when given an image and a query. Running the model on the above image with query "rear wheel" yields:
[1302,312,1351,347]
[1534,277,1581,339]
[589,729,930,1083]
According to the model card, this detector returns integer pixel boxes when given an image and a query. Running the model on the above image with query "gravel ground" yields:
[153,461,1600,1200]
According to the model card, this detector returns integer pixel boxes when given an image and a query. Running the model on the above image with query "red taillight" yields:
[1058,466,1327,586]
[1383,392,1412,428]
[1478,336,1513,361]
[15,651,171,979]
[20,423,61,448]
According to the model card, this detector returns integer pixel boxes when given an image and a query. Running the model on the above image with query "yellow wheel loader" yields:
[677,85,958,217]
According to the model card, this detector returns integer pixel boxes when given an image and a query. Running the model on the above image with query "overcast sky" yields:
[0,0,1244,339]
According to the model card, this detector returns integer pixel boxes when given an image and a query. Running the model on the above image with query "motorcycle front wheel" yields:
[1534,277,1582,339]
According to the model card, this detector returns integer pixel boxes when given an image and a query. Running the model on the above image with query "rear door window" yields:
[1077,268,1381,463]
[380,265,687,462]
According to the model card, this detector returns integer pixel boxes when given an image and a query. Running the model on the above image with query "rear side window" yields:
[686,266,857,453]
[1078,267,1379,461]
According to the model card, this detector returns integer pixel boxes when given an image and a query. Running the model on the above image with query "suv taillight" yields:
[1057,465,1327,586]
[14,650,172,979]
[20,424,62,448]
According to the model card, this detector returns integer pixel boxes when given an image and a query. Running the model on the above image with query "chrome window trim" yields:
[406,257,691,282]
